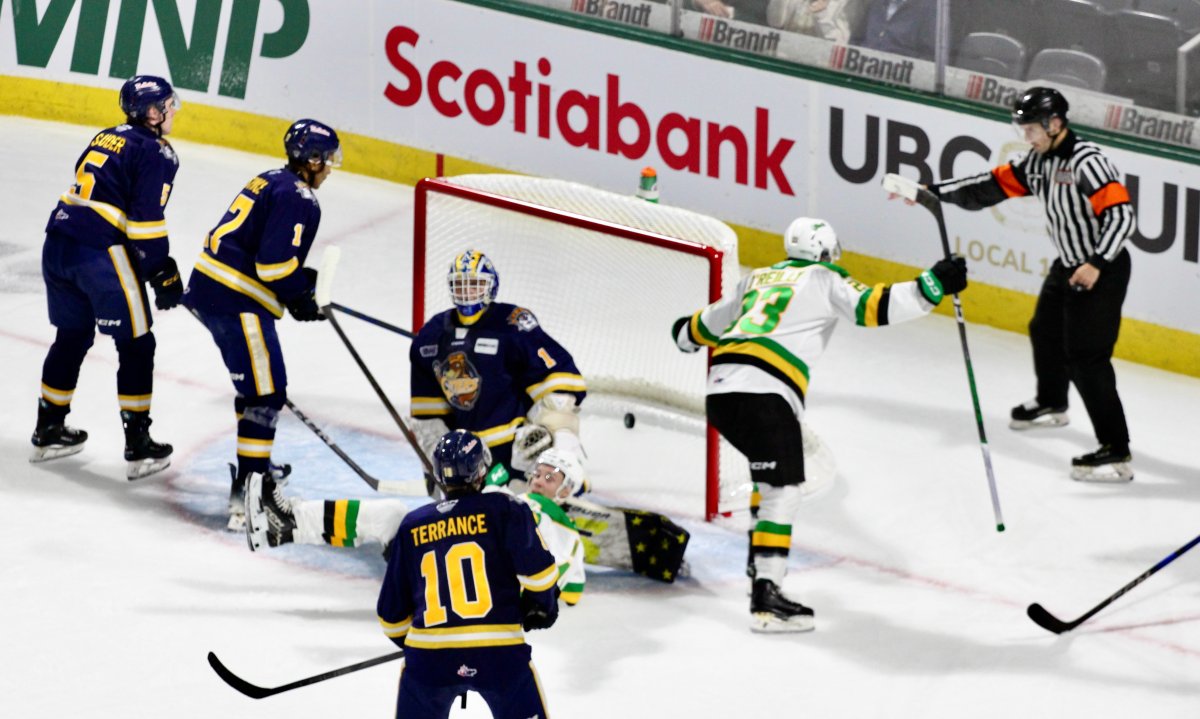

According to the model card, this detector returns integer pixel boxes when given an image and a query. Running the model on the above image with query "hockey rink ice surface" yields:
[2,116,1199,717]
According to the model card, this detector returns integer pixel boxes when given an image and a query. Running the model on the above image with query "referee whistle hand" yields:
[1069,263,1100,291]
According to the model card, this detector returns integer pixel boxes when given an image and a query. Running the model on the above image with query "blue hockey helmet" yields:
[432,430,491,493]
[119,75,179,123]
[447,249,499,322]
[283,119,342,167]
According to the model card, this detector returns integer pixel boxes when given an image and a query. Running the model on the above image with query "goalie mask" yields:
[527,448,585,502]
[432,429,491,493]
[448,249,499,323]
[783,217,841,263]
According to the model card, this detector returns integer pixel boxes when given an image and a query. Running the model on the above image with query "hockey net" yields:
[413,174,833,520]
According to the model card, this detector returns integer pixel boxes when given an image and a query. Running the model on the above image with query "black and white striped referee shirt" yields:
[933,130,1136,268]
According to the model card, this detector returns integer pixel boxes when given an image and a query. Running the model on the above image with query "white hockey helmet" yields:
[528,447,585,501]
[783,217,841,263]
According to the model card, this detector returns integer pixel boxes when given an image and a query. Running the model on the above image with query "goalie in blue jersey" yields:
[409,249,591,492]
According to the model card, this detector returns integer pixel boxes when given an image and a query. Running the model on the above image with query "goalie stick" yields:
[882,173,1006,533]
[284,399,426,496]
[317,247,437,486]
[1026,532,1200,634]
[207,649,403,699]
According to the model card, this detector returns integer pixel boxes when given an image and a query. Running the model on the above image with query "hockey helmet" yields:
[783,217,841,263]
[284,119,343,167]
[432,430,491,493]
[1012,87,1069,129]
[447,249,500,322]
[119,75,179,123]
[528,448,586,501]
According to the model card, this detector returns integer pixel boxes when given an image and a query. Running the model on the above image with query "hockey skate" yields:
[244,472,296,551]
[1009,400,1068,430]
[1070,445,1134,483]
[121,411,172,480]
[750,579,814,633]
[30,423,88,462]
[228,462,290,531]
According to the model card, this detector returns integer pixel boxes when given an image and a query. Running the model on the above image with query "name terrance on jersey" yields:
[46,124,179,276]
[185,168,322,318]
[684,259,939,417]
[410,303,586,450]
[377,491,558,656]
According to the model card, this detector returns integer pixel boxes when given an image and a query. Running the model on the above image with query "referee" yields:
[932,87,1135,482]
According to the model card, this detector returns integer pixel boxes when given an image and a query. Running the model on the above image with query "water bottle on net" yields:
[636,166,659,203]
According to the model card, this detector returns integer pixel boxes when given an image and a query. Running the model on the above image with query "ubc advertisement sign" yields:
[0,0,1196,338]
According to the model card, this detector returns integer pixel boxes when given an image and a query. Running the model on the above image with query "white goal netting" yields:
[413,174,833,519]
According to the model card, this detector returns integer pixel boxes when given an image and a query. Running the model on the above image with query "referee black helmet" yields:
[1012,87,1069,129]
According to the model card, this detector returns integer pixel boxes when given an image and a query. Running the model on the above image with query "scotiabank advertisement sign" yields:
[2,0,1196,334]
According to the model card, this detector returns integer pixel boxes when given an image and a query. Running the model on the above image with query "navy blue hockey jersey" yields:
[184,168,321,317]
[377,491,558,656]
[410,303,586,450]
[45,124,179,276]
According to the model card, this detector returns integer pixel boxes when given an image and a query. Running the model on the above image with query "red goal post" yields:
[412,174,744,520]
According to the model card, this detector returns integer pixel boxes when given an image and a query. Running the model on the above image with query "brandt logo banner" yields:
[828,45,914,85]
[569,0,652,27]
[965,75,1021,107]
[1105,105,1196,145]
[696,17,780,54]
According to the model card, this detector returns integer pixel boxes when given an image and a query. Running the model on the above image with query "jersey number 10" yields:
[419,541,494,626]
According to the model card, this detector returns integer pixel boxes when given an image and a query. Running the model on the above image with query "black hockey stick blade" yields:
[1025,602,1074,634]
[208,650,404,699]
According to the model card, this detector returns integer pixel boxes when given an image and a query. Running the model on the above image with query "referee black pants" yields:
[1029,249,1131,451]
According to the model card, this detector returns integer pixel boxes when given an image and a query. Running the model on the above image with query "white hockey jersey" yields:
[680,259,945,417]
[521,492,587,605]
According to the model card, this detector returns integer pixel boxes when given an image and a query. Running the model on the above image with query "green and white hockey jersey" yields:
[521,492,587,605]
[680,258,947,417]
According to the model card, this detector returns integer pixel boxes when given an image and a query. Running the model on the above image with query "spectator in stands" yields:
[691,0,770,26]
[852,0,937,60]
[767,0,866,43]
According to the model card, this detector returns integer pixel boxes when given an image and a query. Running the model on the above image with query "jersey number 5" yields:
[419,541,494,626]
[737,286,794,335]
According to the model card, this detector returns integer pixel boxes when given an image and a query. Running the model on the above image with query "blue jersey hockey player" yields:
[378,429,559,718]
[410,250,589,488]
[31,75,183,480]
[183,118,341,529]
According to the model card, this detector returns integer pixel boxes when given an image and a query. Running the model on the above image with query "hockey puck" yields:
[623,412,636,429]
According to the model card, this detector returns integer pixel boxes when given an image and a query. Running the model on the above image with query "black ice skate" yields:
[30,423,89,463]
[750,579,815,633]
[30,399,88,463]
[1071,445,1134,483]
[121,410,172,480]
[1009,400,1068,430]
[244,472,296,551]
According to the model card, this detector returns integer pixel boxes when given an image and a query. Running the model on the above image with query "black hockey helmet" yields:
[432,430,491,493]
[1012,87,1069,128]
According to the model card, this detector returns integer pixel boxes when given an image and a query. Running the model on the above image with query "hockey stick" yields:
[207,649,403,699]
[328,302,415,339]
[317,247,437,485]
[284,399,427,496]
[1026,533,1200,634]
[882,173,1006,533]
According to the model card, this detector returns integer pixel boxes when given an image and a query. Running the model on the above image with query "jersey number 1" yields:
[419,541,494,626]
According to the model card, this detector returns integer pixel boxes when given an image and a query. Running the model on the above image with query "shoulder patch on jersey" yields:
[508,307,539,332]
[419,344,438,358]
[158,141,178,164]
[293,181,316,203]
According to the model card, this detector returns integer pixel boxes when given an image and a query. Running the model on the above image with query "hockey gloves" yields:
[149,257,183,310]
[285,267,326,322]
[919,255,968,304]
[672,316,701,353]
[520,587,560,631]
